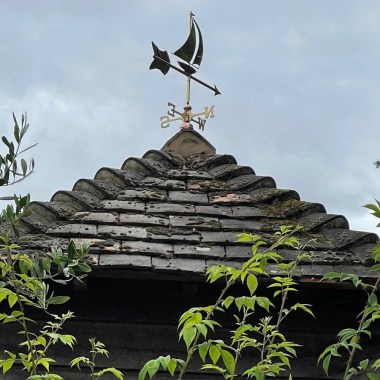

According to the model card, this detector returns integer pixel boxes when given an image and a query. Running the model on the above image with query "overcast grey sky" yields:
[1,1,380,234]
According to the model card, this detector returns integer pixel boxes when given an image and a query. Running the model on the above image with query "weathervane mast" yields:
[149,11,220,131]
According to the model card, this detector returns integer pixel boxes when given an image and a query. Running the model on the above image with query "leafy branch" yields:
[139,225,315,380]
[0,112,36,190]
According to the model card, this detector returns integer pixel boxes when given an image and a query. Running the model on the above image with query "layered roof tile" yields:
[15,130,379,282]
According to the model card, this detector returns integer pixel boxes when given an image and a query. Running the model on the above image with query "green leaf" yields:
[0,358,15,373]
[198,342,209,362]
[182,326,196,350]
[21,158,27,175]
[195,323,208,338]
[246,273,258,295]
[7,293,18,308]
[322,354,331,376]
[167,360,177,376]
[94,368,124,379]
[201,364,226,375]
[221,349,235,375]
[146,359,160,379]
[256,297,273,312]
[67,241,77,260]
[138,367,148,380]
[369,293,378,306]
[235,296,244,311]
[291,303,315,318]
[48,296,70,305]
[76,262,92,273]
[367,373,380,380]
[209,345,221,365]
[371,263,380,271]
[37,357,55,371]
[70,356,90,369]
[222,296,234,309]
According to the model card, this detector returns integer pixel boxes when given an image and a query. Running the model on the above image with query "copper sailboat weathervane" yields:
[149,12,220,131]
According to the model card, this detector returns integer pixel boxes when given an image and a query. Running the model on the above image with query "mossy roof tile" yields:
[16,130,379,282]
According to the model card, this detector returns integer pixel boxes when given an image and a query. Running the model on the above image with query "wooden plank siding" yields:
[0,277,378,379]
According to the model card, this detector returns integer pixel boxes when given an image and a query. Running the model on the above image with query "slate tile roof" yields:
[14,130,379,282]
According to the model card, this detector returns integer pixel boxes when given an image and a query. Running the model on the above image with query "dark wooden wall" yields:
[1,276,379,379]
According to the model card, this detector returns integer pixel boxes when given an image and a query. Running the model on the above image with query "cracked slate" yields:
[146,228,200,244]
[324,229,378,249]
[201,231,241,244]
[331,265,378,279]
[220,219,262,231]
[299,264,335,277]
[140,177,187,190]
[122,241,173,256]
[174,244,225,259]
[97,225,147,239]
[100,200,146,213]
[118,188,167,201]
[187,179,228,192]
[169,215,220,230]
[146,203,196,214]
[47,224,97,237]
[226,245,268,260]
[152,257,206,274]
[230,206,265,218]
[71,212,119,224]
[18,235,69,250]
[166,169,212,180]
[119,213,169,226]
[195,205,233,217]
[70,238,120,253]
[99,254,152,268]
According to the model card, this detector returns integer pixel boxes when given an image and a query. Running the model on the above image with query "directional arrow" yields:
[152,55,221,96]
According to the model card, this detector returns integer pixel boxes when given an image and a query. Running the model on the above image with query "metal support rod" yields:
[186,11,193,105]
[186,76,191,104]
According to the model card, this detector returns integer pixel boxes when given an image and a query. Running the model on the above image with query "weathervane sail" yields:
[149,12,220,131]
[174,12,203,75]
